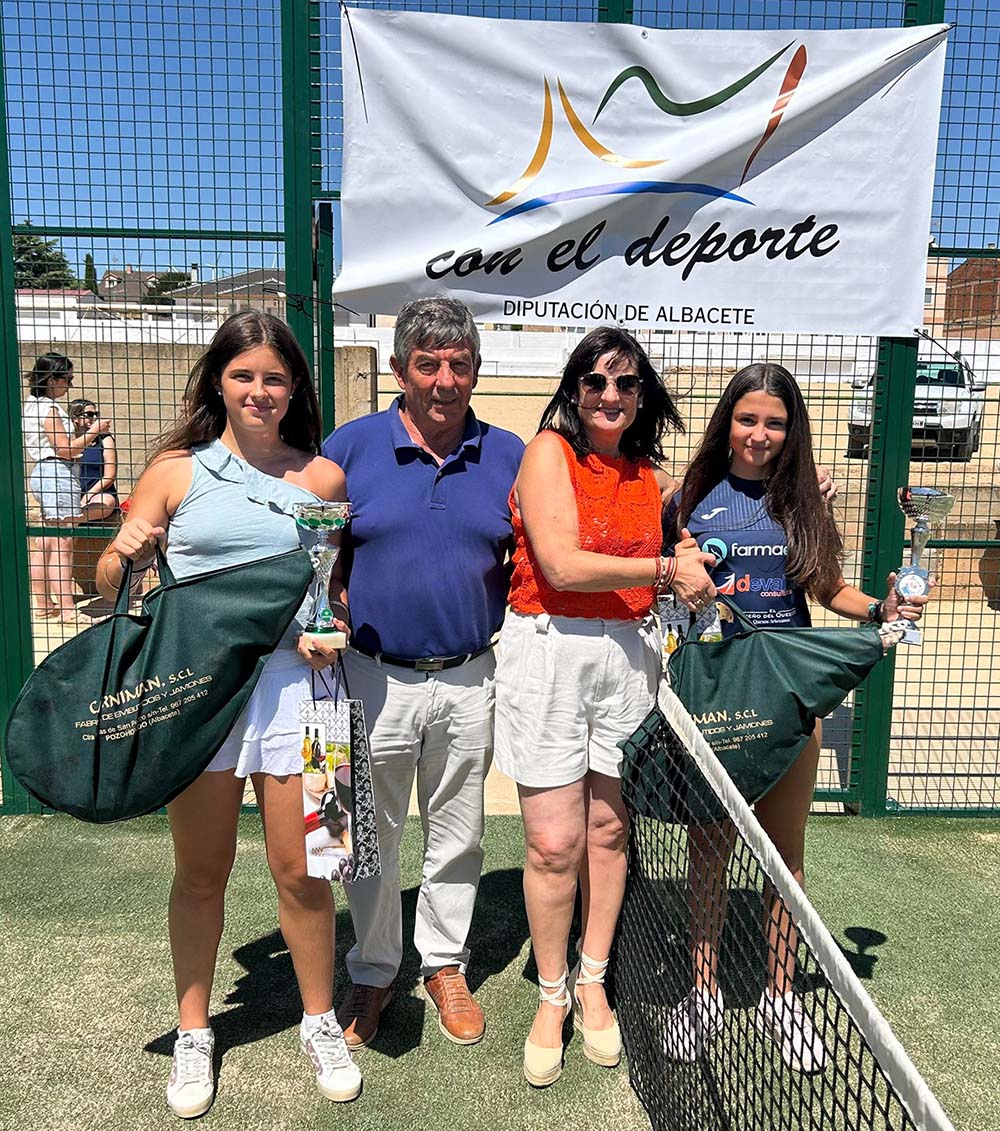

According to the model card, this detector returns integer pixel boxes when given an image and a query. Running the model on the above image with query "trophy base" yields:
[302,629,348,652]
[883,617,921,646]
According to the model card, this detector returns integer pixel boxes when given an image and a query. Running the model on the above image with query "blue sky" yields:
[3,0,997,282]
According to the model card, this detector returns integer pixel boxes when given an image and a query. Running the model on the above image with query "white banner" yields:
[334,10,947,336]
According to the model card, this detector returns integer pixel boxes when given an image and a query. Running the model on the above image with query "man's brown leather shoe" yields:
[339,983,393,1049]
[424,966,485,1045]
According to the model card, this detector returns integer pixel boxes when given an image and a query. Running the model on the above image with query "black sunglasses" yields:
[76,410,99,419]
[579,372,641,397]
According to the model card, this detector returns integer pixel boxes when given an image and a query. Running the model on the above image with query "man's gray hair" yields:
[393,296,481,370]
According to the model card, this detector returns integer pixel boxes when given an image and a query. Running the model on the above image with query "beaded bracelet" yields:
[652,556,677,593]
[652,556,664,589]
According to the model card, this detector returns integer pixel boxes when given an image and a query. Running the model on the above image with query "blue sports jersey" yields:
[667,475,810,634]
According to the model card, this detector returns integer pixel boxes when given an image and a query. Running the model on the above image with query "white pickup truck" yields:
[847,359,986,462]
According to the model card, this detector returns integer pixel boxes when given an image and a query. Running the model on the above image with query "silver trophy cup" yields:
[292,501,352,650]
[890,486,954,644]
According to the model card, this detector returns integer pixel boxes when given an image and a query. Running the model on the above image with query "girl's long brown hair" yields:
[148,310,321,464]
[678,363,843,600]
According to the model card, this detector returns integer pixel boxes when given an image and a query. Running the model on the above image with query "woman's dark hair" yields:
[149,310,321,462]
[537,326,684,462]
[678,363,843,599]
[28,352,73,397]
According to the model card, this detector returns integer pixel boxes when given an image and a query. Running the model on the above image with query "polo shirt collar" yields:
[388,395,483,458]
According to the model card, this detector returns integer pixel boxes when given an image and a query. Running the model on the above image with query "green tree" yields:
[146,270,191,305]
[83,253,98,294]
[13,222,76,289]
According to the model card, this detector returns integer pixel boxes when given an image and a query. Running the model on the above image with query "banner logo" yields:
[485,43,807,224]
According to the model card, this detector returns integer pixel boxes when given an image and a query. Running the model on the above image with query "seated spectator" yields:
[70,398,119,522]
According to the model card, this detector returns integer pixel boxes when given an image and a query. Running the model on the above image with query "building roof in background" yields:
[16,287,93,296]
[168,269,285,300]
[98,267,164,301]
[947,258,1000,286]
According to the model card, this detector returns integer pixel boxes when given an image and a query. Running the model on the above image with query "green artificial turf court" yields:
[0,814,996,1131]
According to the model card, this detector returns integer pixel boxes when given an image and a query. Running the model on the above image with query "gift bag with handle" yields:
[299,666,380,883]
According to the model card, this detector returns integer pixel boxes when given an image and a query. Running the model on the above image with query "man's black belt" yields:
[351,641,495,672]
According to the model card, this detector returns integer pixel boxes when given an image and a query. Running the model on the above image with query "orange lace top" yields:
[508,433,660,620]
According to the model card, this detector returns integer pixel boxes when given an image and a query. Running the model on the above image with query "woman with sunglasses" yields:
[22,353,111,620]
[70,399,119,523]
[493,327,717,1087]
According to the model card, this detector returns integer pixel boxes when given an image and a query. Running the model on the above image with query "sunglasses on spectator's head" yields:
[579,373,641,396]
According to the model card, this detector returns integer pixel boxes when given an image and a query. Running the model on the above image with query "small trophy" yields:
[292,501,352,650]
[890,486,954,645]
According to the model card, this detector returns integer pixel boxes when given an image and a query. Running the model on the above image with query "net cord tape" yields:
[655,680,955,1131]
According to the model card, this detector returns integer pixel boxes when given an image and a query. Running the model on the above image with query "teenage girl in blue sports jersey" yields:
[662,363,931,1073]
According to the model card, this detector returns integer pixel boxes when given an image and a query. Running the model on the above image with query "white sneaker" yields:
[301,1014,363,1102]
[664,987,724,1062]
[166,1028,215,1119]
[755,990,828,1074]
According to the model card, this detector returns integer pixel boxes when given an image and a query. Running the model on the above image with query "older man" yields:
[323,297,524,1047]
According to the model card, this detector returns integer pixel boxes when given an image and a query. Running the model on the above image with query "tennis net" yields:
[616,682,954,1131]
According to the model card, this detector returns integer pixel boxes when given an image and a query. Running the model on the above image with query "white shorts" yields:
[206,649,313,778]
[29,459,81,521]
[493,610,662,788]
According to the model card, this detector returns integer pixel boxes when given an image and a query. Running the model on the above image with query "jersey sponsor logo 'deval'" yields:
[731,572,792,596]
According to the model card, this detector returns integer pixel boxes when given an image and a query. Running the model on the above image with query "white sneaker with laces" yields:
[166,1027,215,1119]
[301,1013,363,1102]
[664,987,724,1062]
[755,990,828,1074]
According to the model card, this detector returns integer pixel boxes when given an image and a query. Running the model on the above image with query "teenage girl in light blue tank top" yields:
[94,311,360,1112]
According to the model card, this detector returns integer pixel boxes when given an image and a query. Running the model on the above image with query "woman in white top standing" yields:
[22,353,109,620]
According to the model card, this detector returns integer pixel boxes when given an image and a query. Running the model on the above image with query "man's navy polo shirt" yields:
[323,396,525,658]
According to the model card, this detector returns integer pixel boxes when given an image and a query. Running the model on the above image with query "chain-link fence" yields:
[1,0,997,815]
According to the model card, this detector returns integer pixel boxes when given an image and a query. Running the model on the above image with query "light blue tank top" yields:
[167,439,321,651]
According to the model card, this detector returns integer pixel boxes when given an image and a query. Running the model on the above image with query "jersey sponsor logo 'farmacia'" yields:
[732,541,787,557]
[701,536,788,562]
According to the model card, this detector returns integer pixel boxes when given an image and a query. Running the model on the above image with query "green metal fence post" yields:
[598,0,634,23]
[904,0,946,24]
[0,16,42,814]
[281,0,319,357]
[316,201,336,437]
[855,338,919,816]
[852,0,945,817]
